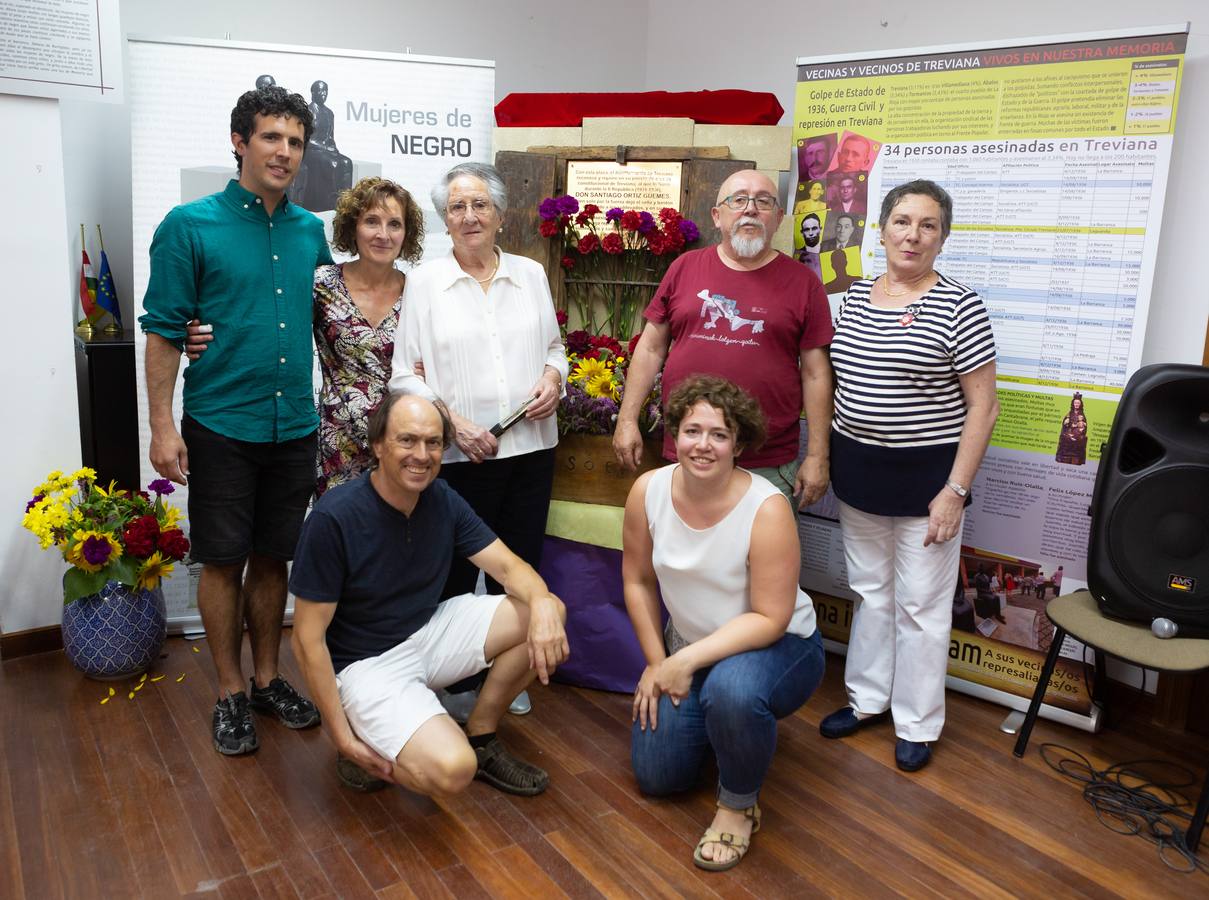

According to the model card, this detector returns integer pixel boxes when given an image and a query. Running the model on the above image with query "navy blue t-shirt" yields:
[289,472,497,673]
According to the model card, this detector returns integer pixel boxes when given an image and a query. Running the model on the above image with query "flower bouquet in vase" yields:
[22,469,190,679]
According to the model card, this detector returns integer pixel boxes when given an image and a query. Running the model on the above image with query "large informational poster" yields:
[792,25,1187,714]
[0,0,123,102]
[129,37,494,629]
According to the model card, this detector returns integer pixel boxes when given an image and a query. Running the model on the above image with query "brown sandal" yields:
[693,803,761,871]
[473,737,549,796]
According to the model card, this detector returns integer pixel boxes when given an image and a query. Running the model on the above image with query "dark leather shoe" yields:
[895,739,932,772]
[819,706,888,739]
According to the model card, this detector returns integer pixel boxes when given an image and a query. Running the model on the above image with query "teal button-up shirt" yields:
[140,180,333,443]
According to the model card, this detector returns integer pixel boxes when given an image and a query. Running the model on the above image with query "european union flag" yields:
[95,249,122,327]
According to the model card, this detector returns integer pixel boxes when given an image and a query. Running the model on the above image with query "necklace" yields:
[881,272,934,297]
[472,252,499,285]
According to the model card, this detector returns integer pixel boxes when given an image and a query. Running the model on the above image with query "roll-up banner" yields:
[129,37,494,631]
[792,25,1188,721]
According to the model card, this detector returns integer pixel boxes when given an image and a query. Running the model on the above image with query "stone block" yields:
[492,127,582,157]
[694,124,793,171]
[581,117,695,147]
[771,214,794,255]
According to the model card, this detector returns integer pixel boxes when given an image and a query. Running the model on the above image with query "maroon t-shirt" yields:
[645,247,833,467]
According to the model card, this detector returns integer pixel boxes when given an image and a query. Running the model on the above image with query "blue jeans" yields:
[631,629,825,809]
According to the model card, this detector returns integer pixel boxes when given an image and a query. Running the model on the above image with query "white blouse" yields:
[389,249,568,464]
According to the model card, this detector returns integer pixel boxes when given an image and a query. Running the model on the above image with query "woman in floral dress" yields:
[314,178,424,493]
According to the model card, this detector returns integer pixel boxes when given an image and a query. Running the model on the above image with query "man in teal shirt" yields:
[140,85,333,756]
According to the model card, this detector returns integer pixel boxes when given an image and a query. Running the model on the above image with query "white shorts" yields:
[335,591,506,761]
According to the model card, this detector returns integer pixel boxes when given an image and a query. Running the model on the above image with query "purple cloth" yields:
[540,535,661,693]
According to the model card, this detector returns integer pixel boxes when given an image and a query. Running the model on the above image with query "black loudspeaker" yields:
[1088,364,1209,636]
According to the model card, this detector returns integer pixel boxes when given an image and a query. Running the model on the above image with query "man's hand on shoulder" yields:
[526,593,569,685]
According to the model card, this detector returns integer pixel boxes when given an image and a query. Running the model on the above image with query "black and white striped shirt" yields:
[831,274,996,449]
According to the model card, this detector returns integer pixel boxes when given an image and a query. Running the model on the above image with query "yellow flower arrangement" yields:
[21,469,190,603]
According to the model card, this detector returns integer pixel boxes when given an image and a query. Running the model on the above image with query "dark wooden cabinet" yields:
[74,330,141,491]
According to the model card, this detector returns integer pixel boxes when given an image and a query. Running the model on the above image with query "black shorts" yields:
[182,414,317,566]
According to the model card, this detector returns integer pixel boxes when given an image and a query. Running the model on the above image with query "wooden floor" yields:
[1,635,1205,899]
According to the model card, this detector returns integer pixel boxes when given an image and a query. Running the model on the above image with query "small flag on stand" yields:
[79,223,98,323]
[95,225,122,329]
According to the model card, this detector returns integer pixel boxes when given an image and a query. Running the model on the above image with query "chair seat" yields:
[1047,590,1209,672]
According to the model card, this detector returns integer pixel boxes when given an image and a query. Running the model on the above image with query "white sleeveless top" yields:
[645,465,817,644]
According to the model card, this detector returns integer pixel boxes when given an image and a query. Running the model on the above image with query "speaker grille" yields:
[1116,427,1166,474]
[1106,466,1209,614]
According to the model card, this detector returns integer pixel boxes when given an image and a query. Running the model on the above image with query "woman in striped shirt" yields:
[817,180,999,773]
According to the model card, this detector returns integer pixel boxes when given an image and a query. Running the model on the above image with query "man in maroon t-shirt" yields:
[613,169,834,507]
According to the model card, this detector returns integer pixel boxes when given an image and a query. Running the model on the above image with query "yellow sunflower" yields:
[571,356,609,385]
[66,530,122,573]
[585,371,620,401]
[136,551,174,591]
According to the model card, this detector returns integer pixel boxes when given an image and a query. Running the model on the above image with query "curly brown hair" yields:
[331,177,425,263]
[665,375,767,452]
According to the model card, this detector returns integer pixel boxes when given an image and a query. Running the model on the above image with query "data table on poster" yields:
[870,148,1157,393]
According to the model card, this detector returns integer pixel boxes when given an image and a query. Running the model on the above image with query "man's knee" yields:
[397,744,477,798]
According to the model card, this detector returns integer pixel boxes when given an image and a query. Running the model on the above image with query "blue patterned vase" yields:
[61,580,167,680]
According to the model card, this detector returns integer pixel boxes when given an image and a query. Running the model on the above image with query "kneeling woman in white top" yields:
[623,375,824,872]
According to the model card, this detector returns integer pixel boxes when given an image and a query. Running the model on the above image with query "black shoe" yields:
[336,754,389,793]
[819,706,888,739]
[248,676,321,729]
[213,691,259,756]
[895,738,932,772]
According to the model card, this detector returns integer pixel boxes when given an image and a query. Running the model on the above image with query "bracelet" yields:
[945,479,969,498]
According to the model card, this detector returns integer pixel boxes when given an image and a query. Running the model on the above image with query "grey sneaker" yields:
[437,687,477,724]
[248,676,320,729]
[509,690,532,716]
[213,691,259,755]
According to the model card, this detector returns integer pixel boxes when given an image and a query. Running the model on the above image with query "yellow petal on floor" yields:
[134,682,145,691]
[150,675,165,682]
[107,687,115,696]
[128,692,135,699]
[192,646,200,653]
[139,673,148,683]
[176,674,186,682]
[100,697,109,705]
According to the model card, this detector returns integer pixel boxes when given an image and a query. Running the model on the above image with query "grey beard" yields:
[729,219,768,258]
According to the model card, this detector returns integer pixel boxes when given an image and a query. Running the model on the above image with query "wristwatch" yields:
[945,479,969,498]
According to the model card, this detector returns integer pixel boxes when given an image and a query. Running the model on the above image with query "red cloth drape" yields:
[494,90,784,127]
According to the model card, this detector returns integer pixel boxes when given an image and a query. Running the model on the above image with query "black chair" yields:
[1012,589,1209,851]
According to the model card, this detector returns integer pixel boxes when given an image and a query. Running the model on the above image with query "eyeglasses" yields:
[446,199,493,219]
[719,194,779,212]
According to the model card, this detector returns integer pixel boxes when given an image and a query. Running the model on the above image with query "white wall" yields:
[0,95,84,634]
[645,1,1209,367]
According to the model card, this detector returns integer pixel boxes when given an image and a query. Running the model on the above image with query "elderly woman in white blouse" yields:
[390,162,567,608]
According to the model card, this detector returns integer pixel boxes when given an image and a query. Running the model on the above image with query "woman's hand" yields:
[184,318,212,361]
[452,413,498,463]
[925,486,965,547]
[654,650,695,705]
[525,370,561,420]
[632,664,663,731]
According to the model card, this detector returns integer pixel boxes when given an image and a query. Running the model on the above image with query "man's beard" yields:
[729,218,768,259]
[804,234,820,248]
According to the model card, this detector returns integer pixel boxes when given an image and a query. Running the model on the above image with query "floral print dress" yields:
[313,263,402,495]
